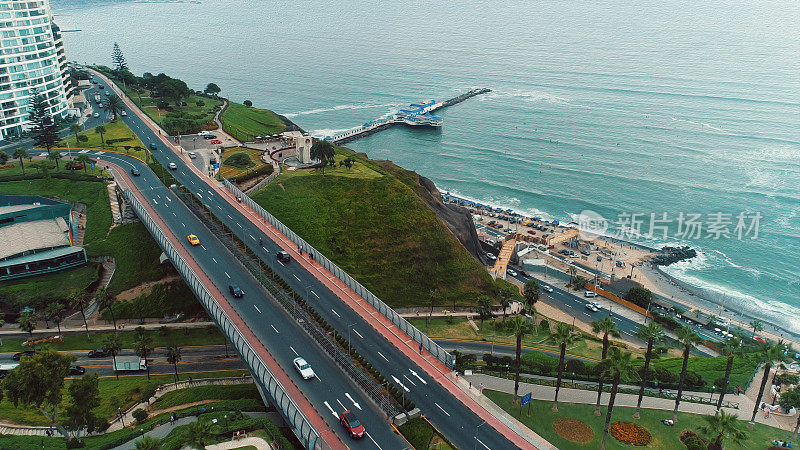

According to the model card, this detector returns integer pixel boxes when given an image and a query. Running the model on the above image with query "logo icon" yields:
[577,210,608,240]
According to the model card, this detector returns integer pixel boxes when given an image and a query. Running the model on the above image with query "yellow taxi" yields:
[187,234,200,246]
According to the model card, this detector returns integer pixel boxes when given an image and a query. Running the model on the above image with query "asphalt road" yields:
[87,72,521,449]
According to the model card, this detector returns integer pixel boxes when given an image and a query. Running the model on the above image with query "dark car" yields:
[340,410,365,438]
[98,85,104,89]
[69,366,86,375]
[12,350,35,361]
[277,251,291,263]
[130,168,140,176]
[149,143,157,151]
[88,349,109,358]
[228,284,243,298]
[202,134,217,140]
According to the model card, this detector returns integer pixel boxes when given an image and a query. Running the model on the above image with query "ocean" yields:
[52,0,800,334]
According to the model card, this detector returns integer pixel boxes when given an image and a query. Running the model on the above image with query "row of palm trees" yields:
[505,311,792,449]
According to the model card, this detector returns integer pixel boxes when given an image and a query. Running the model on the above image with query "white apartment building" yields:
[0,0,71,139]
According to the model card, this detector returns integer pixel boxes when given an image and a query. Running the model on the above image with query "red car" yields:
[210,139,222,144]
[340,410,365,438]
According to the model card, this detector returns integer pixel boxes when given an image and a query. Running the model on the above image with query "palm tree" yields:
[750,319,763,337]
[599,347,637,450]
[552,322,578,412]
[48,150,62,170]
[509,315,535,402]
[715,336,742,414]
[103,333,123,381]
[498,295,510,322]
[133,327,153,380]
[13,148,29,174]
[95,125,107,147]
[166,346,182,382]
[18,310,36,342]
[69,291,90,336]
[523,279,540,313]
[134,435,162,450]
[106,95,122,121]
[45,301,65,335]
[672,326,701,421]
[750,341,790,423]
[699,410,747,450]
[777,387,800,438]
[476,295,493,328]
[76,154,92,174]
[189,420,212,446]
[592,316,618,415]
[633,321,665,418]
[309,140,335,175]
[70,124,82,141]
[96,286,117,331]
[567,266,577,286]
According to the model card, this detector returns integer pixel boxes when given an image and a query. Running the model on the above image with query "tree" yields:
[204,83,221,96]
[475,295,493,328]
[552,323,578,411]
[672,326,701,421]
[70,124,82,141]
[69,291,90,336]
[103,334,123,381]
[18,310,36,342]
[699,410,747,450]
[1,348,74,424]
[625,286,653,309]
[135,436,162,450]
[0,150,8,165]
[715,336,742,414]
[64,372,100,438]
[750,341,790,423]
[778,387,800,438]
[105,95,122,122]
[95,125,107,147]
[133,327,153,380]
[750,319,763,337]
[96,286,117,330]
[243,100,252,107]
[309,140,335,175]
[48,150,62,170]
[592,316,618,415]
[523,279,540,313]
[111,42,128,72]
[497,282,519,322]
[497,295,510,323]
[29,92,61,153]
[157,78,189,106]
[633,321,665,418]
[189,420,212,446]
[13,148,29,174]
[76,154,93,174]
[166,346,182,382]
[599,348,637,450]
[509,315,534,402]
[567,266,577,285]
[45,302,66,335]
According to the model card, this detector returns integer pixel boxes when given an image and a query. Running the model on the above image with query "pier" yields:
[329,88,491,144]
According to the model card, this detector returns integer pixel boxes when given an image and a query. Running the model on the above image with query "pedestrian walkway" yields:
[111,416,196,450]
[206,436,272,450]
[0,320,217,338]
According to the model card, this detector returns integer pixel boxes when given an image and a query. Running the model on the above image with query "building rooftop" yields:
[0,218,70,261]
[0,204,40,215]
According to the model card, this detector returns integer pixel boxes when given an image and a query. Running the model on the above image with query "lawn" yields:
[123,87,222,135]
[0,159,108,178]
[484,390,795,450]
[220,101,285,142]
[219,147,267,179]
[397,417,456,450]
[0,263,101,307]
[61,119,148,161]
[251,147,497,308]
[152,383,260,409]
[99,280,204,321]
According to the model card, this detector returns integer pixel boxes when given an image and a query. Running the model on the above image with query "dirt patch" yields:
[116,275,181,301]
[553,417,594,444]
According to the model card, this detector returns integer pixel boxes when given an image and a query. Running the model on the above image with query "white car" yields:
[585,303,599,312]
[93,112,100,118]
[188,152,197,159]
[105,91,110,96]
[584,291,597,298]
[168,162,177,170]
[120,110,127,117]
[506,268,518,277]
[293,357,314,380]
[486,253,497,261]
[542,285,554,293]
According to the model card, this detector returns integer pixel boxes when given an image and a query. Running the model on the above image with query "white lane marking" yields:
[434,402,451,417]
[345,393,362,410]
[352,329,363,339]
[293,274,300,282]
[475,437,490,450]
[410,369,427,384]
[237,223,242,228]
[366,432,383,450]
[181,222,185,227]
[166,196,172,202]
[391,375,410,392]
[311,290,319,298]
[289,346,298,356]
[583,312,591,317]
[217,205,222,210]
[227,214,232,219]
[172,212,176,216]
[377,351,389,362]
[314,374,323,382]
[331,309,341,318]
[249,234,254,240]
[323,401,339,419]
[197,193,202,198]
[207,190,214,196]
[253,305,261,314]
[152,199,158,205]
[403,374,417,387]
[225,272,230,278]
[270,324,279,334]
[336,399,346,411]
[212,257,218,264]
[277,260,284,267]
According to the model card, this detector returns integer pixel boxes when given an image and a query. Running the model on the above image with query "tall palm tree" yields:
[105,95,122,121]
[672,326,701,421]
[750,319,763,337]
[75,154,92,174]
[45,301,65,335]
[567,266,577,286]
[498,295,510,322]
[95,125,107,147]
[715,336,742,414]
[633,321,665,418]
[133,327,153,380]
[69,291,90,336]
[48,150,62,170]
[552,322,578,412]
[13,148,29,174]
[592,316,618,415]
[103,333,123,381]
[166,346,182,382]
[699,410,747,449]
[599,347,637,450]
[96,286,117,331]
[509,315,535,402]
[309,140,335,175]
[750,341,790,423]
[70,124,82,141]
[523,279,540,323]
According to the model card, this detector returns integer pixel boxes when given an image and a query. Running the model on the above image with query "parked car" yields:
[88,349,109,358]
[293,357,315,380]
[168,162,177,170]
[228,284,243,298]
[584,291,597,298]
[188,152,197,159]
[506,268,518,277]
[277,251,291,263]
[340,410,365,438]
[210,139,222,145]
[585,303,599,312]
[130,168,140,176]
[69,366,86,375]
[581,249,591,256]
[12,350,35,361]
[202,134,216,139]
[486,253,497,261]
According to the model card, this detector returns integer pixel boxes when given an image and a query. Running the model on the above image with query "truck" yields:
[113,356,147,372]
[94,92,101,103]
[0,363,19,378]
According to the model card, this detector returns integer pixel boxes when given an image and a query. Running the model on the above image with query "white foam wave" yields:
[308,127,360,139]
[282,103,399,118]
[481,89,570,104]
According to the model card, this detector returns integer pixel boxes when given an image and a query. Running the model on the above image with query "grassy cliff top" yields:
[251,147,497,308]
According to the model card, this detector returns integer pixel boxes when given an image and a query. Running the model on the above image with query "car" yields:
[527,230,536,235]
[340,410,365,438]
[293,357,315,380]
[486,252,497,261]
[93,112,100,118]
[506,268,518,277]
[188,152,197,159]
[120,110,127,117]
[228,284,243,298]
[202,134,216,139]
[168,162,177,170]
[584,291,597,298]
[69,365,86,375]
[97,103,103,108]
[98,85,104,89]
[91,79,97,84]
[12,350,35,361]
[130,168,140,176]
[198,131,212,136]
[277,251,291,263]
[187,234,200,246]
[581,249,591,256]
[585,303,599,312]
[104,91,110,96]
[543,285,554,293]
[210,139,222,145]
[88,349,108,358]
[149,143,158,151]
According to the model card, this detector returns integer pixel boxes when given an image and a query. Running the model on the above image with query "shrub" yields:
[77,134,89,143]
[609,421,652,446]
[227,163,274,183]
[553,418,593,444]
[157,101,169,110]
[565,359,587,375]
[223,152,254,170]
[132,408,148,423]
[539,318,550,332]
[680,430,708,450]
[196,100,205,107]
[95,418,110,433]
[243,100,252,107]
[775,373,800,385]
[66,438,84,448]
[684,371,705,388]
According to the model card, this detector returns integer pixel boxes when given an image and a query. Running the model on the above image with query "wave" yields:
[281,103,399,118]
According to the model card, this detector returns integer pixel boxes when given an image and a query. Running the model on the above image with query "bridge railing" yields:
[222,179,456,369]
[122,188,325,450]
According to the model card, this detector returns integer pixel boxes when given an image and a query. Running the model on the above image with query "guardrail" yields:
[222,179,456,369]
[122,188,325,450]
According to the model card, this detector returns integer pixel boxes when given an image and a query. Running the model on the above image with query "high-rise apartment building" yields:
[0,0,72,139]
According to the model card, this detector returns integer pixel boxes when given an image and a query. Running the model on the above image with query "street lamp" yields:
[118,407,124,427]
[347,323,357,356]
[139,428,144,439]
[224,414,228,432]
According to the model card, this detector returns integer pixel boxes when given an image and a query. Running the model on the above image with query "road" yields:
[88,73,524,449]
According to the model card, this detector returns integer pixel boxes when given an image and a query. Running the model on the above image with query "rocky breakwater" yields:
[651,246,697,266]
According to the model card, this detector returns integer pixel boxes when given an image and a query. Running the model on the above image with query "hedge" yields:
[227,163,274,183]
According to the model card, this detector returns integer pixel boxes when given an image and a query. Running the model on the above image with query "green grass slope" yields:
[252,148,495,308]
[221,101,286,142]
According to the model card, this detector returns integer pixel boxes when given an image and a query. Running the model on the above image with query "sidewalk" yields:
[0,320,217,339]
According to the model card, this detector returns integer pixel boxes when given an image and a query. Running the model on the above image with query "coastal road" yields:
[89,73,526,449]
